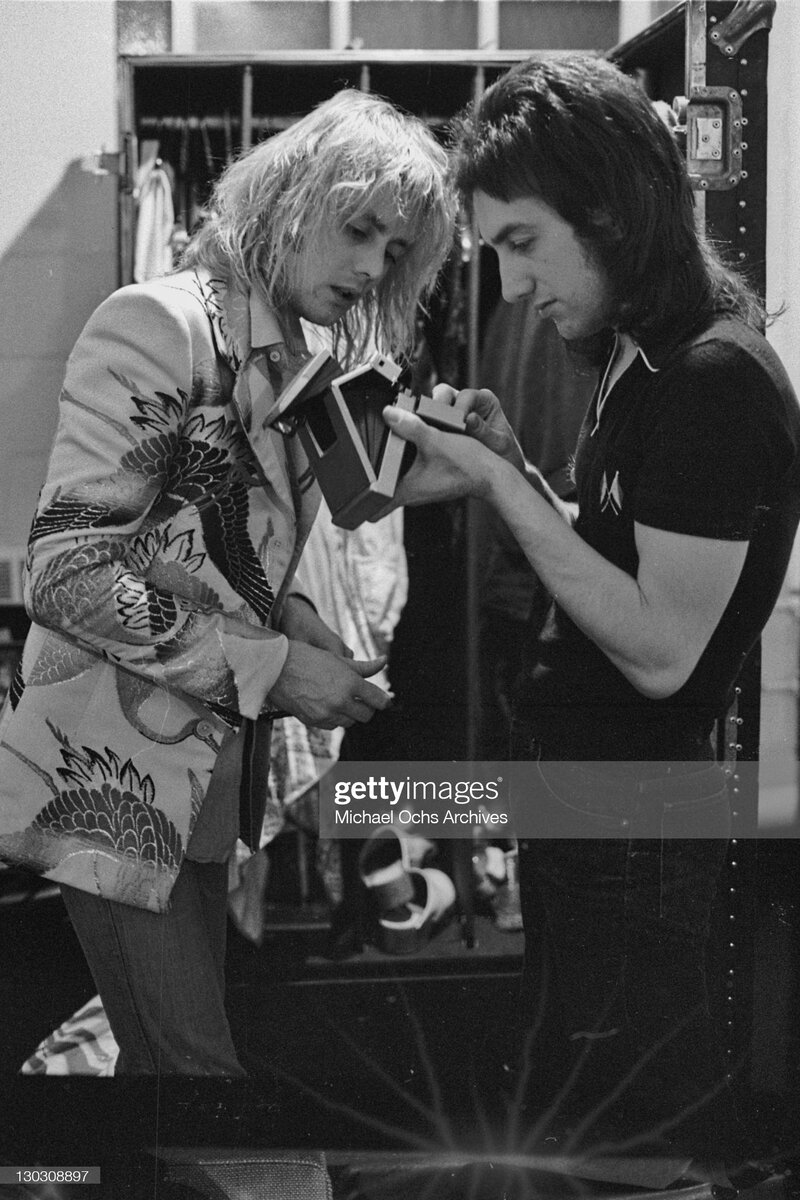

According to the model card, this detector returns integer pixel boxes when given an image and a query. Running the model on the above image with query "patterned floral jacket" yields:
[0,268,320,911]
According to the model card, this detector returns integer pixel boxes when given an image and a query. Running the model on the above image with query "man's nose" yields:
[500,262,535,304]
[356,242,389,282]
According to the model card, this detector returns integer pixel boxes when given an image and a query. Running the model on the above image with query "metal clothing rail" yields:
[137,113,451,133]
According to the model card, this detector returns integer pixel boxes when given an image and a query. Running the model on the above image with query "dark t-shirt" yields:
[515,317,800,760]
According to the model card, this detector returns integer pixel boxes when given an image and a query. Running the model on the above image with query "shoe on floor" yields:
[378,866,456,955]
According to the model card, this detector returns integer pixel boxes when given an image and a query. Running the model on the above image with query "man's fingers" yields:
[351,655,388,678]
[382,406,428,443]
[328,683,392,727]
[431,383,458,405]
[473,387,502,413]
[348,694,387,722]
[465,410,501,449]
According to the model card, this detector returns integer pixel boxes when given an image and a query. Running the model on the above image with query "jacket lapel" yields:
[199,270,321,568]
[214,276,308,523]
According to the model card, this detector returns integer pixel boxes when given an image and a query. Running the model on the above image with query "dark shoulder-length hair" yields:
[451,54,765,344]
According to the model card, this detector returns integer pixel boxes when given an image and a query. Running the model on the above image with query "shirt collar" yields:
[249,290,306,357]
[591,331,660,434]
[205,271,307,369]
[633,323,692,371]
[616,331,661,375]
[634,337,661,375]
[249,291,283,349]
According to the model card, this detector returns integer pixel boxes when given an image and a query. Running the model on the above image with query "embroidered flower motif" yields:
[22,722,184,867]
[109,371,186,433]
[31,351,276,631]
[29,429,173,545]
[125,527,206,578]
[199,476,275,623]
[114,569,177,636]
[27,541,179,641]
[164,433,230,505]
[124,527,222,614]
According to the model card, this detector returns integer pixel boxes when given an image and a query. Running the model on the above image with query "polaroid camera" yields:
[267,351,466,529]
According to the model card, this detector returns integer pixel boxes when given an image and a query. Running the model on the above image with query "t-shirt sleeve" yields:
[633,340,794,540]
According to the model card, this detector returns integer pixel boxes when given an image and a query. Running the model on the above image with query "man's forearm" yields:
[522,460,577,526]
[485,458,713,699]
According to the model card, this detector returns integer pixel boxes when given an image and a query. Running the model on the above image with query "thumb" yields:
[351,655,388,678]
[382,405,427,443]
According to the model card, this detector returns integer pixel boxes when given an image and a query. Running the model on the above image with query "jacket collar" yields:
[194,269,306,370]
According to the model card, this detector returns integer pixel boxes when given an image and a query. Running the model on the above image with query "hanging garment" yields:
[21,995,118,1076]
[133,164,176,282]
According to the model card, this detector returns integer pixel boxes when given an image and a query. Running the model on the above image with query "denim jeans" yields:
[60,858,245,1076]
[514,754,747,1158]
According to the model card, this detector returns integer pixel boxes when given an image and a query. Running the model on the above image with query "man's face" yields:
[287,197,412,326]
[474,190,615,341]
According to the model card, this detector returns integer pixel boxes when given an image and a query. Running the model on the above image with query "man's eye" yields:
[348,224,369,241]
[511,238,534,253]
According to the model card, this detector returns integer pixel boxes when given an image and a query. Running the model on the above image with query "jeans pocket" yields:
[532,760,633,837]
[659,784,731,839]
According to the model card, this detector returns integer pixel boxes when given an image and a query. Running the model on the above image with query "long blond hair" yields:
[183,89,457,365]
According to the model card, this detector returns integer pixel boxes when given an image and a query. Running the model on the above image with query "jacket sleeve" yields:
[24,283,289,720]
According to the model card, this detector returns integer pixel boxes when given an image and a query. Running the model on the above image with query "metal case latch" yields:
[673,87,744,190]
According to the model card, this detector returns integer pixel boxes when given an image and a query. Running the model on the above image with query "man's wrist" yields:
[522,460,551,498]
[483,455,518,506]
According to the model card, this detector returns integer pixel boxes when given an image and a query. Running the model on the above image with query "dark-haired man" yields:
[382,54,800,1165]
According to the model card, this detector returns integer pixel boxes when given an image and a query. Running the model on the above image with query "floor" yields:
[0,849,798,1200]
[0,865,533,1197]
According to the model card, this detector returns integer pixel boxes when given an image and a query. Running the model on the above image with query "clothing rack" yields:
[137,113,449,133]
[139,114,290,133]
